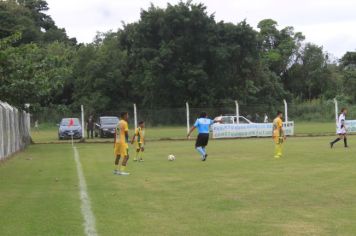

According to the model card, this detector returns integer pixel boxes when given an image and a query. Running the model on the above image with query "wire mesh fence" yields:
[0,101,31,161]
[31,100,352,128]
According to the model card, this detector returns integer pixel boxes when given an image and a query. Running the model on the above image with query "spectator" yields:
[86,115,94,139]
[264,113,269,123]
[255,113,260,123]
[34,120,39,132]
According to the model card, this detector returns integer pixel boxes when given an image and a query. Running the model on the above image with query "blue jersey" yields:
[194,118,214,134]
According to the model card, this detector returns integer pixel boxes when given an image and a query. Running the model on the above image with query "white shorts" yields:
[337,128,346,135]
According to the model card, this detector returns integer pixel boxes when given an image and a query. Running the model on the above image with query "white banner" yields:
[212,122,294,139]
[343,120,356,133]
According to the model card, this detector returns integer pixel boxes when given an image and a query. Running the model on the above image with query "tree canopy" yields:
[0,0,353,113]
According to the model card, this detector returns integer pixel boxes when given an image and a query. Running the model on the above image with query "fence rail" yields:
[0,101,31,161]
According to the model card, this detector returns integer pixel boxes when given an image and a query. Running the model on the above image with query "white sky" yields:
[46,0,356,58]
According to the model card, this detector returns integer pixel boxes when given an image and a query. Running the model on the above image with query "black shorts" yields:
[195,133,209,147]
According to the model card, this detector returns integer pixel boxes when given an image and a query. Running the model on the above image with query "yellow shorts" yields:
[273,136,284,144]
[114,143,128,157]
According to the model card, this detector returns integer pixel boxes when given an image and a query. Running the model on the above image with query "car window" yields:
[222,117,234,124]
[61,118,80,126]
[100,117,119,124]
[239,117,249,124]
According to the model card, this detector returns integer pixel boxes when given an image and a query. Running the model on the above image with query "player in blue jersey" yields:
[187,112,219,161]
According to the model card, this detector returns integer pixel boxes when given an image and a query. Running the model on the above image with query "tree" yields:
[284,43,334,100]
[340,52,356,102]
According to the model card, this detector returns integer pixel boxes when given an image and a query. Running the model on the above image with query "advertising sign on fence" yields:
[343,120,356,133]
[212,122,294,139]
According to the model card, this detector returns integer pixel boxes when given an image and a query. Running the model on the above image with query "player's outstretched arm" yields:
[187,126,196,139]
[125,131,129,143]
[281,128,286,140]
[131,133,136,144]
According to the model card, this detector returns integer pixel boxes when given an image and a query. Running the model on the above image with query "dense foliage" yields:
[0,0,354,113]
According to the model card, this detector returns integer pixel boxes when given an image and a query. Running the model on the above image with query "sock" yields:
[196,147,205,157]
[274,144,282,157]
[139,151,144,160]
[331,138,340,144]
[115,156,120,170]
[120,165,126,172]
[278,144,283,156]
[202,147,206,155]
[134,151,139,160]
[344,137,348,147]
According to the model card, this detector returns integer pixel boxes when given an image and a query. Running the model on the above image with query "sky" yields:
[46,0,356,58]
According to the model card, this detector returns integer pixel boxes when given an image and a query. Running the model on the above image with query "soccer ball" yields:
[168,154,176,161]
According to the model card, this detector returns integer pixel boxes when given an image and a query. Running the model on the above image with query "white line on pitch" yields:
[73,146,98,236]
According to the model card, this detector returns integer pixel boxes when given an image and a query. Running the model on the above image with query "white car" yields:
[214,115,254,124]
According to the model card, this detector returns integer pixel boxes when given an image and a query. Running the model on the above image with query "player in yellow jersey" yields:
[131,121,145,162]
[272,111,286,159]
[113,112,130,175]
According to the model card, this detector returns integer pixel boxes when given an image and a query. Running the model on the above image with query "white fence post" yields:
[81,105,85,139]
[333,98,338,126]
[283,99,288,122]
[235,100,239,124]
[0,103,4,160]
[133,103,138,130]
[186,102,190,134]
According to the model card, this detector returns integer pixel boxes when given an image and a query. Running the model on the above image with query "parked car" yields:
[58,118,82,140]
[95,116,119,138]
[214,115,254,124]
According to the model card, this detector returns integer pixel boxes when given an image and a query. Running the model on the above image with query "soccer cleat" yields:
[139,159,144,162]
[113,170,121,175]
[274,155,281,159]
[120,171,130,176]
[202,154,208,161]
[330,142,333,149]
[133,158,138,161]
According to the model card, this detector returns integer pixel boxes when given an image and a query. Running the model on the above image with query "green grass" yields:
[0,144,83,236]
[295,122,335,135]
[1,136,356,235]
[31,122,337,144]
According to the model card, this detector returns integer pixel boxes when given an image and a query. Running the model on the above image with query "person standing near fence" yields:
[272,111,286,159]
[113,112,130,175]
[187,112,219,161]
[330,108,348,148]
[264,113,268,123]
[86,115,94,139]
[34,120,39,132]
[131,121,145,162]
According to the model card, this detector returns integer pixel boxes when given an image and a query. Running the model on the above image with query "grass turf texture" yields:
[1,137,356,235]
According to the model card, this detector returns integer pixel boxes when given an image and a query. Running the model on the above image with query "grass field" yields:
[1,136,356,235]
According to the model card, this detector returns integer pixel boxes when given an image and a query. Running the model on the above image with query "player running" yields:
[272,111,286,159]
[187,112,219,161]
[330,108,349,148]
[113,112,130,175]
[131,121,145,162]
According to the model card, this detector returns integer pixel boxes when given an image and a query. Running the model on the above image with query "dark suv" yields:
[95,116,119,138]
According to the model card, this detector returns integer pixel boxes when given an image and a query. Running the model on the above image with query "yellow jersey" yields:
[134,127,145,144]
[273,117,283,138]
[115,120,129,144]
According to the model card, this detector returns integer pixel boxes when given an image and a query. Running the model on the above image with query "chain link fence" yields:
[0,101,31,160]
[31,100,353,127]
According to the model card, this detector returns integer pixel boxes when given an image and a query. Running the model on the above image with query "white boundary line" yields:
[73,146,98,236]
